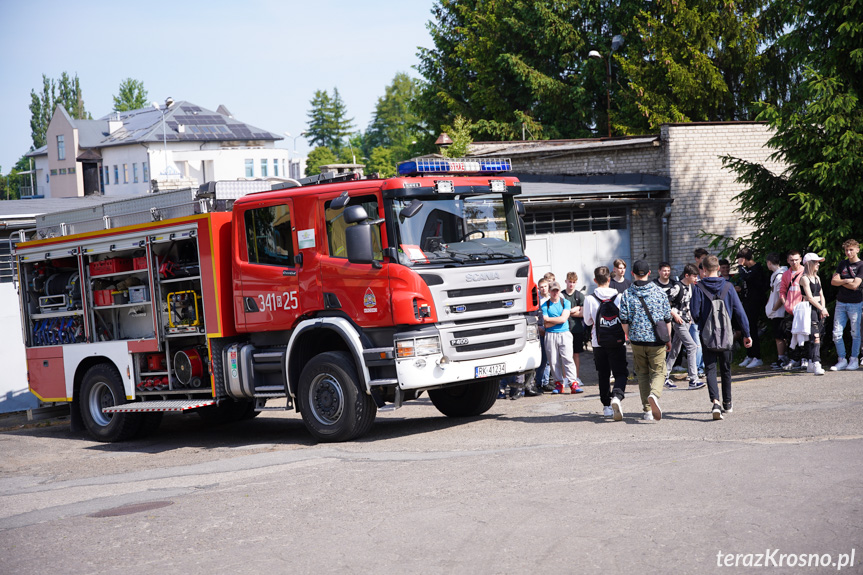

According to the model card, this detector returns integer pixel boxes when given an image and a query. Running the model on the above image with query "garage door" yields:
[524,207,630,294]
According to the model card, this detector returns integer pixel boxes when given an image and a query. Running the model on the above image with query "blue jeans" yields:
[833,301,863,359]
[688,322,704,372]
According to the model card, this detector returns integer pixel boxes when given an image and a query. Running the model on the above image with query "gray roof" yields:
[470,136,661,158]
[515,173,670,199]
[28,101,283,158]
[0,195,138,219]
[97,101,282,147]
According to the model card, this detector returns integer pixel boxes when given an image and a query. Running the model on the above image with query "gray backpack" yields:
[697,282,734,352]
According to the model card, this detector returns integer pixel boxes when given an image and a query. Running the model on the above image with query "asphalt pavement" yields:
[1,355,861,575]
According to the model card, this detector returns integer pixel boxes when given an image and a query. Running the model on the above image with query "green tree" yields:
[618,0,780,132]
[28,72,90,149]
[440,116,473,157]
[305,88,354,153]
[362,73,425,175]
[416,0,645,140]
[715,0,863,274]
[113,78,149,112]
[304,146,338,176]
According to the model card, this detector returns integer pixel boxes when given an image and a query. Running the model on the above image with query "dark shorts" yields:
[570,329,584,353]
[770,317,785,339]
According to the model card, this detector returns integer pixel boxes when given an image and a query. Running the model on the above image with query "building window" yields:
[261,159,268,178]
[50,169,58,176]
[143,162,149,183]
[104,166,109,185]
[68,166,75,174]
[123,164,129,184]
[244,204,294,267]
[133,163,138,183]
[273,159,279,177]
[59,168,67,175]
[57,135,65,161]
[245,159,254,178]
[114,165,119,184]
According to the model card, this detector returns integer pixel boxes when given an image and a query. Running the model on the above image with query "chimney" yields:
[108,113,122,134]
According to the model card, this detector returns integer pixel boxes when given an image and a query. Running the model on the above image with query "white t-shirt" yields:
[583,286,623,348]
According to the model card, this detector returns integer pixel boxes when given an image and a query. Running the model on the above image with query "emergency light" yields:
[397,157,512,176]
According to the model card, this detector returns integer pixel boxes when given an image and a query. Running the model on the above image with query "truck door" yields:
[320,194,392,327]
[235,200,302,333]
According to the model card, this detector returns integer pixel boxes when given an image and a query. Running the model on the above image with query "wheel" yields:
[297,351,377,442]
[428,379,499,417]
[80,364,142,442]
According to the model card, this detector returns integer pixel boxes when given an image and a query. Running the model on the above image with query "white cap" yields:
[802,252,825,264]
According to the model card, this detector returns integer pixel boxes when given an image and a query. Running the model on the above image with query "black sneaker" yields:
[712,402,723,420]
[540,384,556,393]
[723,402,733,414]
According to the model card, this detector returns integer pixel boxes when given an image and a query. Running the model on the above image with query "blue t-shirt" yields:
[542,298,571,334]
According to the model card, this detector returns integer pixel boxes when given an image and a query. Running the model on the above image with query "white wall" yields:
[101,146,152,195]
[0,283,36,413]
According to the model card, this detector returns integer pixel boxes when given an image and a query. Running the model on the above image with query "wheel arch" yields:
[70,355,124,433]
[286,317,371,402]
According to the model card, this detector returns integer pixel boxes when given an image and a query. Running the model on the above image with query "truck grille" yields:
[439,316,526,361]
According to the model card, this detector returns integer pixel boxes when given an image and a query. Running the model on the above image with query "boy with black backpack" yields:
[690,256,752,420]
[583,266,629,419]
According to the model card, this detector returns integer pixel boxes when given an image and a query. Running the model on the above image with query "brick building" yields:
[469,122,785,285]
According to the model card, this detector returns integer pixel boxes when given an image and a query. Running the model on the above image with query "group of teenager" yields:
[516,238,862,422]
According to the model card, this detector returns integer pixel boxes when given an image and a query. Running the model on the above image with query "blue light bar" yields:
[397,157,512,176]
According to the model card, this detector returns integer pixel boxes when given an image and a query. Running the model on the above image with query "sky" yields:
[0,0,435,173]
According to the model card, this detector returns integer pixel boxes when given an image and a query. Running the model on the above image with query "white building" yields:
[26,101,293,198]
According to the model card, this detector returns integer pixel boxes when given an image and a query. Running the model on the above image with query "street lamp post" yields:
[285,132,307,179]
[589,35,624,138]
[151,97,174,179]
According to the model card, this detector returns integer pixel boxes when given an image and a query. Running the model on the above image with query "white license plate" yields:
[475,363,505,378]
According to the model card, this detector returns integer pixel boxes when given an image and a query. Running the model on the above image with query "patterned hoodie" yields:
[619,280,672,345]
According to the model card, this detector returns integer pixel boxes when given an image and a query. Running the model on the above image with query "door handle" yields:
[244,297,259,312]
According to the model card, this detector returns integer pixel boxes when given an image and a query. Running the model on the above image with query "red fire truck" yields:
[13,158,540,442]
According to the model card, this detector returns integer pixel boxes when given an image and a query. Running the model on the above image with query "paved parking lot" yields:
[1,360,861,574]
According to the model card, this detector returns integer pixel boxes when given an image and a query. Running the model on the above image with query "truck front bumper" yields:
[394,339,541,391]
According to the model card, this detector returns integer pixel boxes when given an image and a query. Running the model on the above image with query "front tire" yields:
[428,379,499,417]
[297,351,376,442]
[80,364,142,442]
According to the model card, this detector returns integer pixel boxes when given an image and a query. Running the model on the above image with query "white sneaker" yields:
[846,358,859,371]
[648,393,662,421]
[611,397,623,421]
[712,402,723,420]
[747,358,763,368]
[643,411,654,421]
[603,405,614,417]
[807,361,816,373]
[831,358,848,371]
[739,357,753,368]
[813,362,825,375]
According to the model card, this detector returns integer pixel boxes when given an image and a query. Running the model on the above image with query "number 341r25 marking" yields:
[258,291,298,312]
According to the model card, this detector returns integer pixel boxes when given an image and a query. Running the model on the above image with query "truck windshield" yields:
[390,195,526,266]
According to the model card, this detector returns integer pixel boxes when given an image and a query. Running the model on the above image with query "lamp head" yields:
[588,50,602,60]
[611,35,624,52]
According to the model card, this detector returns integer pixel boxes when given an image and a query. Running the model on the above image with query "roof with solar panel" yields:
[95,101,282,147]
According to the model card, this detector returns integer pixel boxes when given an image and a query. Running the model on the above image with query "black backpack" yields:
[592,294,625,347]
[697,282,734,352]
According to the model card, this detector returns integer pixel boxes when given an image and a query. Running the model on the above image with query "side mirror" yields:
[343,205,369,224]
[515,200,525,216]
[345,224,374,264]
[330,190,350,210]
[399,199,423,219]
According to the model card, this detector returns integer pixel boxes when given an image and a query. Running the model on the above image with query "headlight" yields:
[526,323,538,341]
[396,336,442,358]
[415,336,442,356]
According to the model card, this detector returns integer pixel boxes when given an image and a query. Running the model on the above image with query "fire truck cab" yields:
[14,158,541,442]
